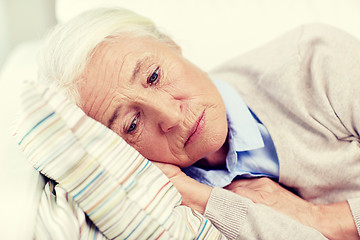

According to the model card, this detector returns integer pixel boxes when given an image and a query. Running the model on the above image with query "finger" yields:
[230,187,278,206]
[229,187,260,203]
[225,177,264,190]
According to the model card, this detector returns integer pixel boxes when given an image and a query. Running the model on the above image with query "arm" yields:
[296,23,360,239]
[161,165,355,240]
[155,163,327,240]
[225,178,359,240]
[314,201,359,240]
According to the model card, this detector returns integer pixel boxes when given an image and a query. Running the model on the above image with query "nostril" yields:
[159,122,172,133]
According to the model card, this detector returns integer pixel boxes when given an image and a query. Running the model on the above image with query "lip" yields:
[185,110,206,146]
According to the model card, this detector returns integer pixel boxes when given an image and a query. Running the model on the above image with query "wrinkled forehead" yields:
[85,35,165,79]
[83,38,144,87]
[77,39,132,115]
[78,36,163,118]
[89,37,140,70]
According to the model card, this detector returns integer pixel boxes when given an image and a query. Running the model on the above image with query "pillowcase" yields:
[14,81,224,239]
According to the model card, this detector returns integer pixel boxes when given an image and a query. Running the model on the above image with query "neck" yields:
[195,138,229,169]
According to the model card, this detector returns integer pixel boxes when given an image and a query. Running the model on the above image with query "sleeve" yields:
[204,187,327,240]
[295,23,360,139]
[14,82,225,240]
[297,24,360,237]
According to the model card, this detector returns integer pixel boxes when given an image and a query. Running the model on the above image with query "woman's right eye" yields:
[127,115,138,133]
[147,67,160,86]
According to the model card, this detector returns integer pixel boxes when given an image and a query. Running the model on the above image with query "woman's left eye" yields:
[127,115,138,133]
[147,67,160,85]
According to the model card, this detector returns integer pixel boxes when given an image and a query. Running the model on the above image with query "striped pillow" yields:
[14,82,224,239]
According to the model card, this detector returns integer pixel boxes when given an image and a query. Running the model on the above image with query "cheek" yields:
[130,132,171,161]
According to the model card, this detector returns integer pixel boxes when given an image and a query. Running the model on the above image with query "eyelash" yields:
[147,67,160,86]
[127,112,140,134]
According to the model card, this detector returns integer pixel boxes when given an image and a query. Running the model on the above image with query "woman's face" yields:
[78,35,228,168]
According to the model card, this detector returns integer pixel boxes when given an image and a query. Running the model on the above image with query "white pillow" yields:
[0,42,45,240]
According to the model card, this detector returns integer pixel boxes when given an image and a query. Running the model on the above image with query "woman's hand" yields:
[152,162,212,214]
[225,178,359,240]
[225,178,314,225]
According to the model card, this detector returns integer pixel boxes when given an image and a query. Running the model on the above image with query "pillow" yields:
[0,42,45,240]
[14,81,224,239]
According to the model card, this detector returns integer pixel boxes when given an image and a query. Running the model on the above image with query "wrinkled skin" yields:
[78,35,228,168]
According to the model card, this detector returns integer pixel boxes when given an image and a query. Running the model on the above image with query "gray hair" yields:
[38,8,173,107]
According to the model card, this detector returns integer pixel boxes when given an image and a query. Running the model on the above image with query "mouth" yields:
[185,110,206,146]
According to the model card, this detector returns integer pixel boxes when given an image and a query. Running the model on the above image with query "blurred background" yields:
[0,0,56,70]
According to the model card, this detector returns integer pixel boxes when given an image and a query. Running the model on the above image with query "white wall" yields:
[0,0,57,70]
[0,0,10,69]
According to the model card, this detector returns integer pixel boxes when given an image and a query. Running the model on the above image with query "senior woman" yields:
[38,8,360,240]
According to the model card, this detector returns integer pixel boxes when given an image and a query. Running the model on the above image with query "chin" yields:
[204,133,229,166]
[183,125,228,168]
[189,144,223,167]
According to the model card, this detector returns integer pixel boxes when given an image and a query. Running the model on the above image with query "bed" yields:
[1,0,360,239]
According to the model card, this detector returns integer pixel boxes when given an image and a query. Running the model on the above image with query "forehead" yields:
[90,35,167,64]
[83,36,170,85]
[90,37,143,70]
[78,36,169,120]
[83,37,149,84]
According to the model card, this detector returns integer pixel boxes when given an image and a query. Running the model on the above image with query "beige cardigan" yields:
[204,23,360,239]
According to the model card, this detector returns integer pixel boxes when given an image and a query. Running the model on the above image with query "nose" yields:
[159,109,182,132]
[159,100,183,132]
[146,97,183,133]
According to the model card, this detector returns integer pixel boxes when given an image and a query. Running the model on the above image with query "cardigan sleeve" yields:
[297,24,360,237]
[204,187,327,240]
[14,82,225,240]
[297,23,360,139]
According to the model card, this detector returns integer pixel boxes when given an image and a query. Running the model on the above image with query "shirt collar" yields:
[212,79,264,171]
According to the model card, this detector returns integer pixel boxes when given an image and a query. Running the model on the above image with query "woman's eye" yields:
[148,67,159,85]
[127,116,138,133]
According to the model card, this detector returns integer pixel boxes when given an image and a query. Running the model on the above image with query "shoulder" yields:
[296,23,360,58]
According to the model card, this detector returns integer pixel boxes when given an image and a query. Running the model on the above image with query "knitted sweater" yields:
[204,23,360,239]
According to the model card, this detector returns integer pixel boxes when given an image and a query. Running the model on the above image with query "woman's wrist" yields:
[311,202,359,240]
[152,162,213,214]
[170,174,212,214]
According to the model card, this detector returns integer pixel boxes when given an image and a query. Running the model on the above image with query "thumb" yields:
[151,161,184,179]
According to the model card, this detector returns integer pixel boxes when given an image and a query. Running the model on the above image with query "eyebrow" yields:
[108,106,120,129]
[131,55,151,83]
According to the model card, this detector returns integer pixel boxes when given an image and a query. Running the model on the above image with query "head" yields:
[39,8,228,167]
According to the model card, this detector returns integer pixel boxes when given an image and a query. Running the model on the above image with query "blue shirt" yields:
[182,79,279,187]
